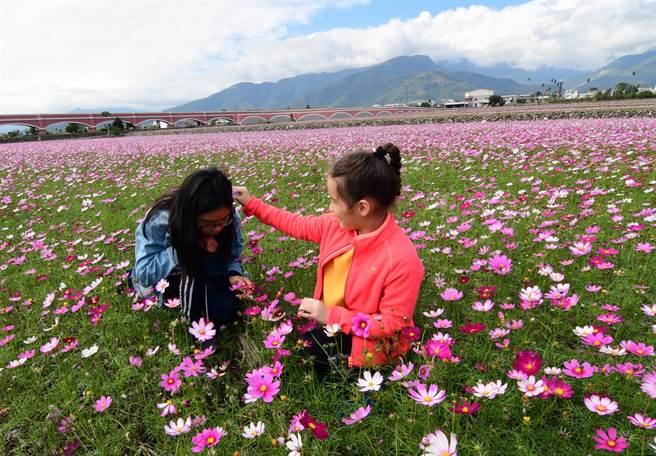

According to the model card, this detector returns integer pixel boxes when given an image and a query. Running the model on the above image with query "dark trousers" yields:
[164,272,241,326]
[302,327,353,380]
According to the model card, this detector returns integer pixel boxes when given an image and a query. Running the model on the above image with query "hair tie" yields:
[373,146,387,160]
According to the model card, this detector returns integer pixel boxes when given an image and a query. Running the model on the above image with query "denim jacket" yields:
[131,208,245,304]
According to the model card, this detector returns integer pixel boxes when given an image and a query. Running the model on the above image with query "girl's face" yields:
[326,176,360,231]
[196,206,232,236]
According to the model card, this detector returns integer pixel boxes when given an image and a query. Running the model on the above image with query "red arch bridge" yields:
[0,107,427,131]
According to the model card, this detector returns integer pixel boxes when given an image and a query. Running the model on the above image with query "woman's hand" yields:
[202,236,218,253]
[228,275,254,290]
[298,298,329,324]
[232,186,253,206]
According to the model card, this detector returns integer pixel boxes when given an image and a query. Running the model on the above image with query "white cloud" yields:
[1,0,655,113]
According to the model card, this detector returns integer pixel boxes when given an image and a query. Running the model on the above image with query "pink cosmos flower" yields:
[407,383,447,406]
[155,278,169,293]
[640,372,656,398]
[517,376,545,397]
[245,369,280,403]
[614,362,644,378]
[164,417,192,436]
[160,370,182,393]
[189,319,216,342]
[563,359,595,378]
[440,288,463,301]
[635,242,654,253]
[129,356,142,368]
[40,337,60,354]
[584,394,618,416]
[351,313,371,338]
[620,340,654,357]
[94,396,112,412]
[420,429,457,456]
[591,427,629,452]
[583,333,613,348]
[157,399,177,417]
[544,377,574,399]
[342,405,371,425]
[627,413,656,429]
[264,332,285,349]
[388,360,414,381]
[191,427,225,453]
[179,357,205,377]
[488,254,512,275]
[569,241,592,256]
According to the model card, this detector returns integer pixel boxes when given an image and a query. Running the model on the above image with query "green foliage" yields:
[488,95,505,107]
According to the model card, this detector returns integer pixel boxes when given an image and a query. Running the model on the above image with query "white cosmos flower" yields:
[323,323,341,337]
[81,344,99,358]
[242,421,265,439]
[357,371,384,392]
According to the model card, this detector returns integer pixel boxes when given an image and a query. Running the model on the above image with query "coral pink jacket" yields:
[243,198,425,367]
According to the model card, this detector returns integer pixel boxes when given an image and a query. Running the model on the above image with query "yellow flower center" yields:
[309,422,316,430]
[575,367,582,373]
[462,407,469,413]
[597,405,606,411]
[555,388,564,396]
[608,440,616,447]
[260,385,268,392]
[207,437,215,444]
[424,396,433,402]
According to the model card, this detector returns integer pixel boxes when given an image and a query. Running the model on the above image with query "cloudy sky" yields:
[1,0,655,113]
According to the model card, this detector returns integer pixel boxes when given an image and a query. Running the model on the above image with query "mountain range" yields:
[70,49,656,113]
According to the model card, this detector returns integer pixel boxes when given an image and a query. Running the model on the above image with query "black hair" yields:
[143,167,234,280]
[328,142,402,212]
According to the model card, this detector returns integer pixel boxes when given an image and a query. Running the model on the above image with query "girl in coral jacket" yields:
[233,143,424,377]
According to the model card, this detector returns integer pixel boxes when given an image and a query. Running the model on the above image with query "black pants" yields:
[165,272,241,326]
[302,327,353,380]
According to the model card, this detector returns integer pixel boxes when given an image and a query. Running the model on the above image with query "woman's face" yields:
[326,176,359,230]
[197,206,232,236]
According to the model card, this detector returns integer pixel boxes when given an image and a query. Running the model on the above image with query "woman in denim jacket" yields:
[131,167,252,325]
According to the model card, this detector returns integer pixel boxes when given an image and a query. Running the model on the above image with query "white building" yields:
[464,89,494,107]
[637,86,656,93]
[564,89,579,99]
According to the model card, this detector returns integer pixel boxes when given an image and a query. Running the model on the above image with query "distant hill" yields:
[166,55,537,111]
[574,49,656,90]
[435,59,588,89]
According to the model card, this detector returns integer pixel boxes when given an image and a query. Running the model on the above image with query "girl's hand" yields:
[298,298,329,324]
[232,186,253,206]
[203,236,218,253]
[228,275,254,290]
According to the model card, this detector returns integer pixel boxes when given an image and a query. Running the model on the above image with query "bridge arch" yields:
[174,118,205,128]
[354,111,373,118]
[45,121,93,133]
[136,119,171,129]
[0,123,39,132]
[328,112,352,120]
[375,111,392,117]
[297,113,327,122]
[208,117,234,126]
[269,114,293,123]
[240,116,267,125]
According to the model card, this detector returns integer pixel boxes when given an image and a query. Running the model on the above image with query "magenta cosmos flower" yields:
[627,413,656,429]
[488,254,512,275]
[591,427,629,452]
[351,313,371,338]
[191,427,225,453]
[512,350,541,376]
[160,370,182,393]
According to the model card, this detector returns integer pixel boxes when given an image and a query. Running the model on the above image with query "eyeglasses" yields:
[197,216,233,231]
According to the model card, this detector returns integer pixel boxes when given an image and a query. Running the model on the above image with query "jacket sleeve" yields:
[327,258,424,340]
[243,197,328,244]
[224,210,245,276]
[132,213,178,288]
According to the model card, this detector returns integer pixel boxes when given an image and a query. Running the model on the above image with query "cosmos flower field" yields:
[1,117,655,455]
